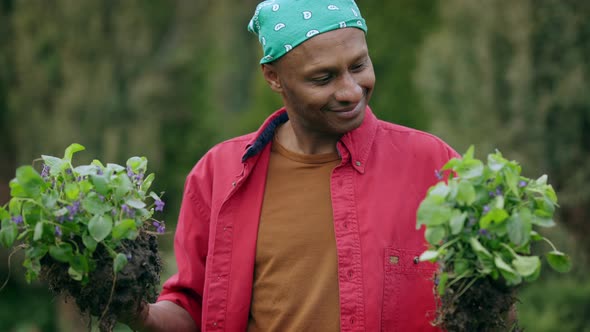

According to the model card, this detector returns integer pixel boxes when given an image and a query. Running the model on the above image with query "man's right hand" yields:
[123,301,198,332]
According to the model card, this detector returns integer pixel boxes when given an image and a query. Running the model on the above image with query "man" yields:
[126,0,458,331]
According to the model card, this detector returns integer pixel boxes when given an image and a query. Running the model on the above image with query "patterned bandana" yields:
[248,0,368,64]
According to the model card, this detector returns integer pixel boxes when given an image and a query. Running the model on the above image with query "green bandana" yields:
[248,0,368,64]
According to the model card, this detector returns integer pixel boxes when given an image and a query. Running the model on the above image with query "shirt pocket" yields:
[381,247,440,332]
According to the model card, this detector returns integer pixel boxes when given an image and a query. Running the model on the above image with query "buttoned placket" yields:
[206,161,250,331]
[332,142,366,331]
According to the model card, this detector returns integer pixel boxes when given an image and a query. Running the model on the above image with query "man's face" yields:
[267,28,375,142]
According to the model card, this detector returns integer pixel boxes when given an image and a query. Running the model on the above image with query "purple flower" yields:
[519,180,527,188]
[66,200,81,220]
[57,215,66,223]
[127,166,134,177]
[11,215,23,225]
[121,204,135,217]
[495,187,503,196]
[434,169,443,181]
[126,253,132,260]
[55,225,62,237]
[479,228,492,239]
[98,194,105,202]
[111,209,117,216]
[41,164,50,177]
[467,217,477,227]
[134,173,144,183]
[483,205,490,214]
[155,200,165,212]
[65,168,72,175]
[152,221,166,234]
[96,167,104,176]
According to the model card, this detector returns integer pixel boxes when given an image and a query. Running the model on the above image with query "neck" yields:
[276,121,340,155]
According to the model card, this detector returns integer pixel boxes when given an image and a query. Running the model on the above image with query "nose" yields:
[334,73,363,104]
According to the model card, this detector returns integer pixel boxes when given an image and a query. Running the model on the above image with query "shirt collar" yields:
[242,106,378,173]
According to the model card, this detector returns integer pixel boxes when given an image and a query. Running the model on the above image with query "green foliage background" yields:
[0,0,588,330]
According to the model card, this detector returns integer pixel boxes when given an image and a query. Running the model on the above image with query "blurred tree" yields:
[361,0,439,129]
[415,0,590,258]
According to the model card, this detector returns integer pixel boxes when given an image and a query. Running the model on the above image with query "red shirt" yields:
[158,107,459,331]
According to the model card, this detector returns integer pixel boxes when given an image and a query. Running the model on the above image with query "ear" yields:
[261,63,283,93]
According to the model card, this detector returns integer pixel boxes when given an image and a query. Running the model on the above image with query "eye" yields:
[310,74,333,85]
[350,61,366,72]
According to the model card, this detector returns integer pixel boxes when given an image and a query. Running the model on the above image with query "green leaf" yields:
[106,163,126,173]
[82,192,112,215]
[33,222,44,241]
[506,209,532,246]
[458,159,484,179]
[63,143,85,162]
[487,152,507,172]
[90,174,110,195]
[70,254,89,276]
[141,174,156,192]
[454,259,470,275]
[546,251,572,273]
[112,174,133,200]
[49,243,73,263]
[126,156,147,173]
[82,233,98,252]
[536,174,548,185]
[437,272,449,296]
[23,258,41,283]
[0,223,18,247]
[503,166,520,195]
[512,255,540,277]
[25,245,49,260]
[495,255,522,285]
[78,180,93,194]
[112,219,138,240]
[480,208,509,229]
[530,231,543,241]
[149,191,161,202]
[42,191,58,209]
[125,198,146,209]
[88,215,113,242]
[65,182,80,200]
[469,237,492,258]
[9,179,27,197]
[425,226,446,245]
[449,210,467,235]
[419,250,440,262]
[68,267,84,281]
[0,207,9,221]
[74,165,98,176]
[15,166,47,198]
[545,185,558,204]
[42,155,67,176]
[429,182,450,201]
[456,181,476,206]
[114,253,128,274]
[532,216,556,228]
[416,197,452,229]
[463,145,475,160]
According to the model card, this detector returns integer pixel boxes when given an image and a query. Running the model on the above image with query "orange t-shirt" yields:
[247,136,342,332]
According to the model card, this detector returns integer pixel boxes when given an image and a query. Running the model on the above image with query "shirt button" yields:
[212,321,217,327]
[232,181,236,187]
[355,161,361,166]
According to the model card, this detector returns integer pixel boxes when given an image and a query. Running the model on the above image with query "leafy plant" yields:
[0,143,166,284]
[417,146,571,297]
